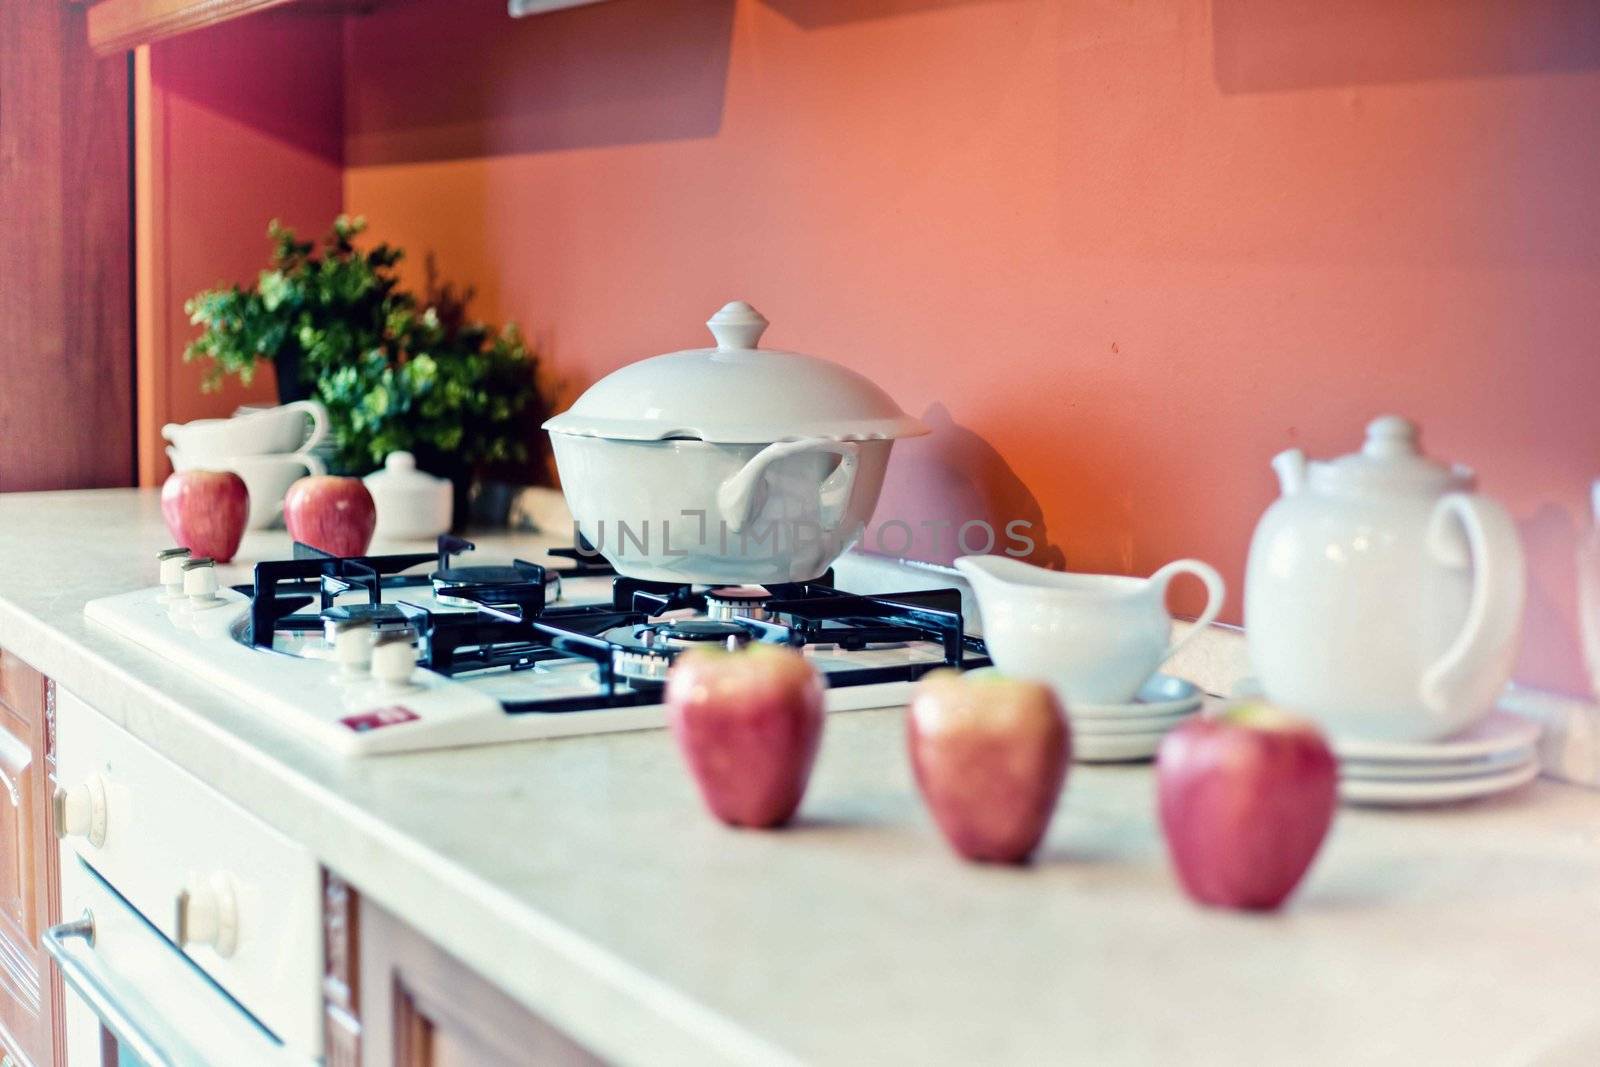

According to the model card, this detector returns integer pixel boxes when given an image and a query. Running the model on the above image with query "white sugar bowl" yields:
[364,452,453,541]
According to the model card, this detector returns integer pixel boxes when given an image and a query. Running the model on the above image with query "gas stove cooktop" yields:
[85,537,989,755]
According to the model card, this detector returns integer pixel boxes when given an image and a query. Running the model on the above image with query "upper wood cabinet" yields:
[86,0,368,55]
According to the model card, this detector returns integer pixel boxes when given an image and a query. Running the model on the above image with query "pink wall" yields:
[143,12,344,474]
[337,0,1600,693]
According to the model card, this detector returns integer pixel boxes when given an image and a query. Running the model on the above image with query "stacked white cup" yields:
[163,401,330,529]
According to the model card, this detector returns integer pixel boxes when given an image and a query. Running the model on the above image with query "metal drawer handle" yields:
[42,912,175,1067]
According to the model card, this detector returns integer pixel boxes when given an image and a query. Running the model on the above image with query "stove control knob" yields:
[175,873,238,958]
[54,775,109,848]
[329,619,375,677]
[157,547,191,599]
[371,632,417,691]
[182,557,219,604]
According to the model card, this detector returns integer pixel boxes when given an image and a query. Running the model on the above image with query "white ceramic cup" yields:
[169,449,327,530]
[956,555,1227,705]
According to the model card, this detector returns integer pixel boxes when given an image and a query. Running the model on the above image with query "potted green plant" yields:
[183,217,545,527]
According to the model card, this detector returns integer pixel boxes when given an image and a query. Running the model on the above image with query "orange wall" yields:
[137,12,344,484]
[341,0,1600,694]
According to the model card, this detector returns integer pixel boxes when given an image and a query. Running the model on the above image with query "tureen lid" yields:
[542,302,928,444]
[1310,416,1472,495]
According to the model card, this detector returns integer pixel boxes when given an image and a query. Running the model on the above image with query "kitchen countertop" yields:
[3,488,1598,1065]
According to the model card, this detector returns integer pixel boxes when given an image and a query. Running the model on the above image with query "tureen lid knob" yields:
[1362,414,1419,458]
[706,301,769,352]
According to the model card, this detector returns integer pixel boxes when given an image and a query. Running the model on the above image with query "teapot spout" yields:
[1271,448,1308,496]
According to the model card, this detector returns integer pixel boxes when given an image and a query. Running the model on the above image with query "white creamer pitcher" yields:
[956,555,1225,705]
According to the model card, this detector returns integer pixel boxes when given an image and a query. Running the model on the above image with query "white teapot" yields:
[1244,416,1525,742]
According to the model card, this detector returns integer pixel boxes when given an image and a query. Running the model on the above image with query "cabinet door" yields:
[0,651,63,1067]
[325,875,604,1067]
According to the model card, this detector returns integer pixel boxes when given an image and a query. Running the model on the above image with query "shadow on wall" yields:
[761,0,1001,28]
[155,10,345,164]
[865,403,1066,569]
[1214,0,1600,92]
[343,0,736,166]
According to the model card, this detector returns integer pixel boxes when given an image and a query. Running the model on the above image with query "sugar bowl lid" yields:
[541,301,928,444]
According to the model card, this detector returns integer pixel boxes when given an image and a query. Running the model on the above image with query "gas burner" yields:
[655,619,754,645]
[704,586,771,622]
[604,619,758,683]
[323,603,408,630]
[430,562,559,609]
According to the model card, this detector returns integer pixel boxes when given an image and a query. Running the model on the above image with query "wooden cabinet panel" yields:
[0,0,133,492]
[0,653,62,1067]
[326,874,605,1067]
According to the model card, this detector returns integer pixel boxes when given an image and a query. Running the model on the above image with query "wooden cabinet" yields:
[86,0,374,54]
[0,653,63,1067]
[324,875,605,1067]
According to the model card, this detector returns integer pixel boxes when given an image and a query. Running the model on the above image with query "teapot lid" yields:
[541,301,928,444]
[1310,416,1472,495]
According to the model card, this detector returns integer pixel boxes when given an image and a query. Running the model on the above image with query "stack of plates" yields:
[1072,674,1204,763]
[1335,711,1543,806]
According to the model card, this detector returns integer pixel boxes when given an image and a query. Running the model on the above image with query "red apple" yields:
[665,645,826,829]
[907,670,1070,864]
[283,476,377,558]
[1156,703,1338,911]
[161,470,248,563]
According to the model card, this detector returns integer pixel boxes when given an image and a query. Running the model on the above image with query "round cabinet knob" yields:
[371,632,417,692]
[54,775,108,848]
[176,873,238,958]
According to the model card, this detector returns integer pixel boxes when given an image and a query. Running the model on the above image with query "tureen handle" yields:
[1420,494,1526,720]
[717,439,861,534]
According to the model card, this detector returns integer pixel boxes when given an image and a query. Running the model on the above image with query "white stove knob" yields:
[330,620,375,677]
[371,633,417,691]
[157,547,191,599]
[176,873,238,958]
[182,558,219,603]
[54,775,108,848]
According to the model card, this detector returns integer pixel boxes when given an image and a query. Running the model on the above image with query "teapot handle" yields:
[717,439,860,535]
[1151,559,1227,667]
[1419,493,1526,720]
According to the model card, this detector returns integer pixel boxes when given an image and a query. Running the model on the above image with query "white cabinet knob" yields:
[54,775,108,848]
[176,873,238,958]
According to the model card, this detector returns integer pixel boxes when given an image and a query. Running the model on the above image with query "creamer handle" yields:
[1420,494,1525,719]
[1151,559,1227,667]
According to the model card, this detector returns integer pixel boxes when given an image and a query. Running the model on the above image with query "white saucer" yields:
[1339,756,1540,806]
[1341,746,1538,781]
[1074,731,1168,763]
[1070,674,1204,722]
[1333,711,1542,764]
[1075,709,1198,736]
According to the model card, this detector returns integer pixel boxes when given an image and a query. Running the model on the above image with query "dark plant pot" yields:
[450,473,474,533]
[274,350,312,404]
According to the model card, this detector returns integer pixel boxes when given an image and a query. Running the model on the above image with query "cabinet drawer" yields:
[55,688,321,1059]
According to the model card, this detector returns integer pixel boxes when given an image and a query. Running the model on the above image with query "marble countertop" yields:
[3,489,1598,1066]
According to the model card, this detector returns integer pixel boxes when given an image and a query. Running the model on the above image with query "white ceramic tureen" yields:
[1245,415,1526,742]
[543,301,927,584]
